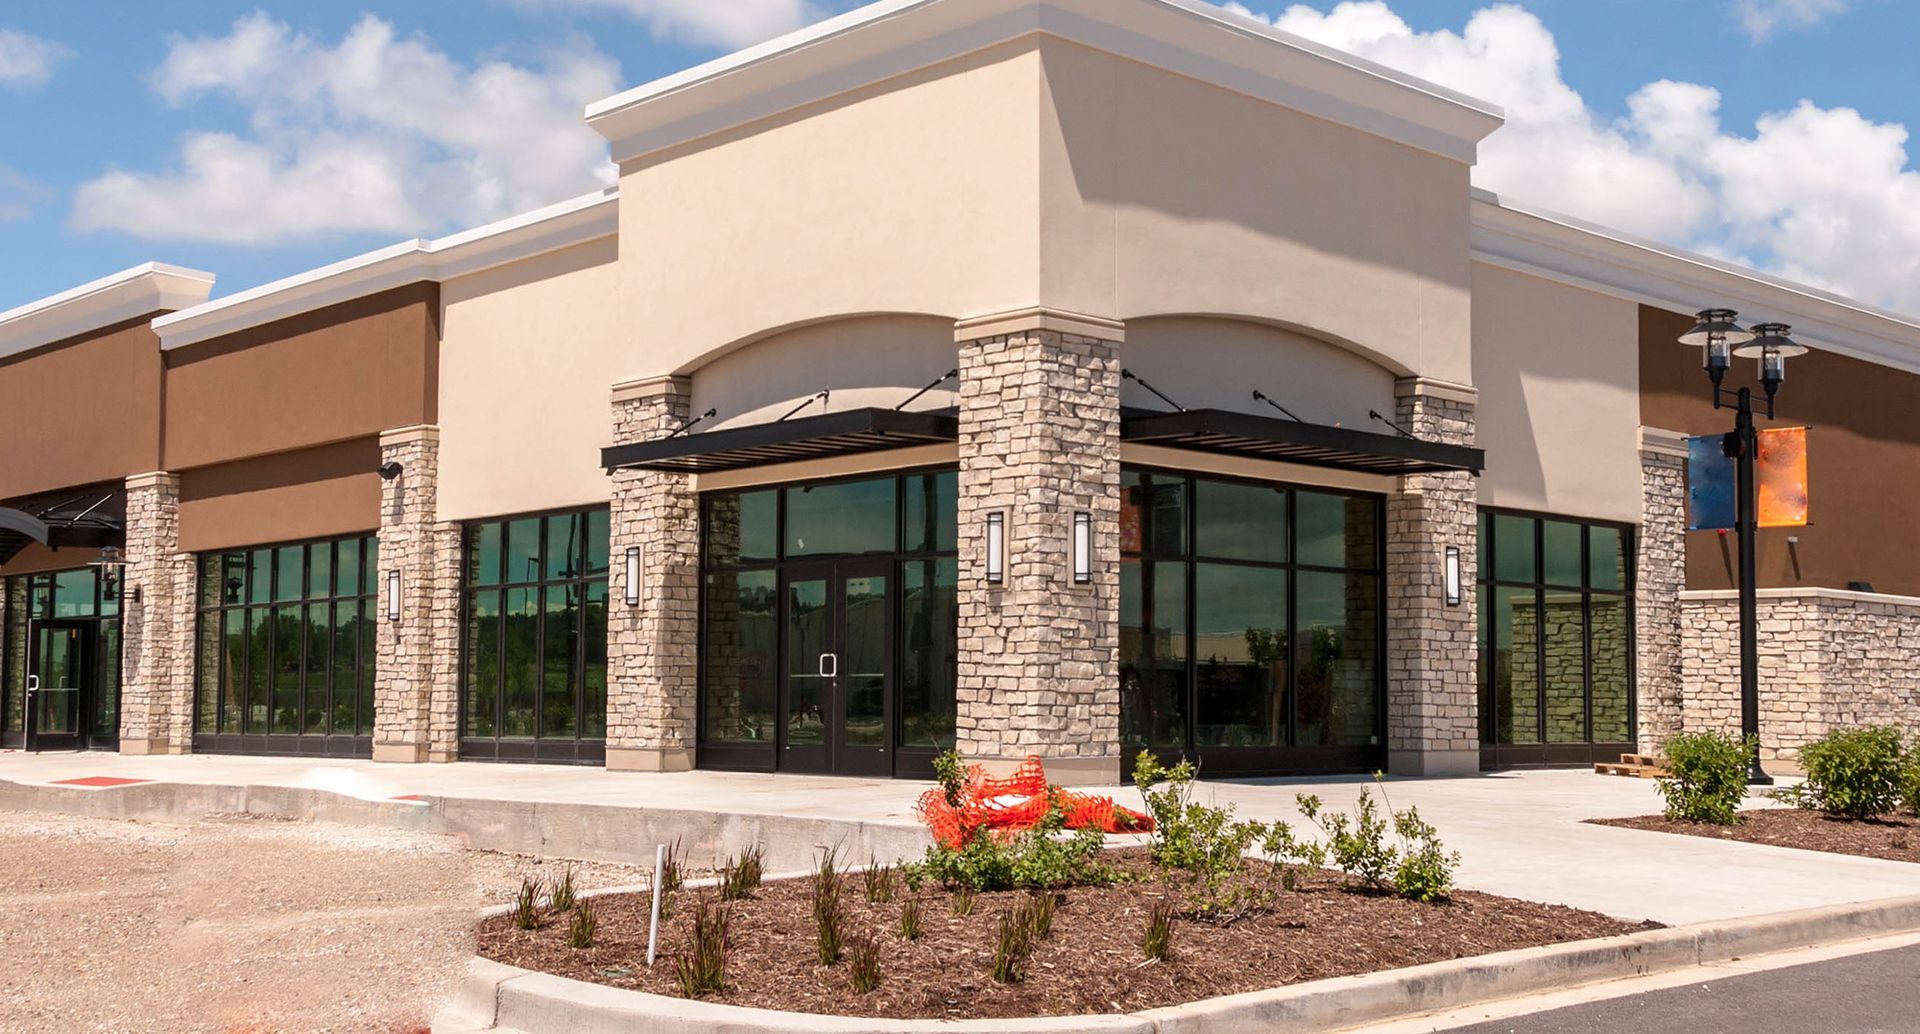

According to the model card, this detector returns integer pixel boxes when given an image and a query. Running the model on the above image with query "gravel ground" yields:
[0,810,660,1033]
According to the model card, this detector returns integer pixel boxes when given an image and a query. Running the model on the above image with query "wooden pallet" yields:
[1594,753,1670,779]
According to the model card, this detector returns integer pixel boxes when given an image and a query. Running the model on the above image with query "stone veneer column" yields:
[1384,378,1480,777]
[373,426,460,763]
[119,471,195,755]
[954,309,1123,787]
[605,375,699,772]
[1636,427,1689,752]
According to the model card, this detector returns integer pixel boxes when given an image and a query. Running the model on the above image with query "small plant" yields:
[932,748,968,808]
[1135,751,1283,920]
[1777,726,1907,820]
[1299,788,1393,891]
[864,862,897,904]
[1298,777,1460,903]
[990,908,1035,984]
[846,931,882,994]
[951,883,976,916]
[1657,731,1754,825]
[813,847,844,965]
[721,846,765,901]
[1261,819,1327,892]
[903,791,1120,894]
[1024,890,1057,940]
[899,895,924,941]
[547,867,577,912]
[567,900,597,949]
[1143,898,1175,962]
[513,876,541,930]
[661,837,685,893]
[1390,806,1456,903]
[674,898,729,998]
[1906,743,1920,816]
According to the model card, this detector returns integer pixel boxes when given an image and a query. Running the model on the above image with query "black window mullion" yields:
[1284,489,1299,749]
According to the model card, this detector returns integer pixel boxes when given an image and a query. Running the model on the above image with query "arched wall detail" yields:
[1119,314,1401,430]
[688,313,961,430]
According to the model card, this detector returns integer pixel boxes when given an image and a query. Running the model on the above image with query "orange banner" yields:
[1756,427,1809,528]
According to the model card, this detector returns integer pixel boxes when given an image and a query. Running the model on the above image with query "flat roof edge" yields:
[0,263,216,363]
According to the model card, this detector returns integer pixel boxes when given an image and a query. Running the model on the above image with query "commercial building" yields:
[4,0,1917,781]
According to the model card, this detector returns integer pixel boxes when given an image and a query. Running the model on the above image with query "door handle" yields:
[24,675,37,696]
[818,653,838,678]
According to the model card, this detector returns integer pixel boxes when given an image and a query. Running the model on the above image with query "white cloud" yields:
[0,29,71,89]
[1228,1,1920,313]
[0,166,47,221]
[1732,0,1850,42]
[72,13,621,246]
[507,0,824,50]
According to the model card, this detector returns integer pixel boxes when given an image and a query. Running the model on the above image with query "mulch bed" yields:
[477,850,1657,1020]
[1596,808,1920,864]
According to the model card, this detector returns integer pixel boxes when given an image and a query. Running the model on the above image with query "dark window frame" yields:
[2,567,122,750]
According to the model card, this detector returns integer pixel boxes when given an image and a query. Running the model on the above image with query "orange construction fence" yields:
[914,755,1154,849]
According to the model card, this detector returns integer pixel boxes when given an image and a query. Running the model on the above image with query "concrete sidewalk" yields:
[3,750,1917,926]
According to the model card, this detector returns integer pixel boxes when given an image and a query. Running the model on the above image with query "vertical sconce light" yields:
[1072,512,1092,585]
[1443,545,1463,607]
[386,569,403,622]
[625,546,643,606]
[985,512,1006,585]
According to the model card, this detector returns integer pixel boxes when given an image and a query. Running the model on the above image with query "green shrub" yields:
[720,847,764,902]
[1135,751,1311,919]
[1780,727,1907,819]
[903,791,1120,893]
[513,876,542,930]
[932,749,967,809]
[1297,777,1460,903]
[674,899,729,997]
[1905,743,1920,816]
[567,900,597,949]
[1657,731,1754,824]
[547,867,577,912]
[812,847,844,965]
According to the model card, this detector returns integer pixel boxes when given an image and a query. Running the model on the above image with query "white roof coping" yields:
[0,263,215,362]
[1470,187,1920,377]
[585,0,1506,165]
[153,187,618,351]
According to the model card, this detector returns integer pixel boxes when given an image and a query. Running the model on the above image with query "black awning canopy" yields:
[1122,408,1483,476]
[602,407,960,474]
[0,488,126,567]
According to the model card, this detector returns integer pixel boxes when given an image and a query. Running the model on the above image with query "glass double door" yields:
[781,560,891,777]
[26,621,91,752]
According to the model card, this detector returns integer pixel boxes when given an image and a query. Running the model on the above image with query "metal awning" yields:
[0,488,126,567]
[603,407,960,474]
[1122,408,1483,476]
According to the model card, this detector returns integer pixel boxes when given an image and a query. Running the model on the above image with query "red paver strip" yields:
[390,794,429,802]
[51,777,153,788]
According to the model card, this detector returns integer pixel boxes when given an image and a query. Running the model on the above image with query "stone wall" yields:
[372,426,461,763]
[605,376,700,772]
[1383,380,1479,775]
[118,472,196,754]
[1680,589,1920,766]
[954,311,1122,785]
[1636,428,1688,749]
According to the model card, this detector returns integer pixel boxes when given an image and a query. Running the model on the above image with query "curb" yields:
[437,894,1920,1034]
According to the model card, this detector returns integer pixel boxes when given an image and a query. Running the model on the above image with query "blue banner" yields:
[1687,434,1736,531]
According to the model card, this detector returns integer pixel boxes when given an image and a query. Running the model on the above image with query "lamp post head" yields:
[1680,309,1754,389]
[1735,322,1807,400]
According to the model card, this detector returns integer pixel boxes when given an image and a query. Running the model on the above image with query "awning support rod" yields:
[1121,369,1185,412]
[667,408,718,440]
[777,389,831,423]
[1367,409,1418,440]
[1250,389,1305,423]
[894,369,958,411]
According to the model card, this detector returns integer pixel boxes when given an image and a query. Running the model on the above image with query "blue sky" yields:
[3,0,1918,313]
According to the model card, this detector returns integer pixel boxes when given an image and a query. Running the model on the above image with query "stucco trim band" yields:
[1639,425,1690,459]
[954,306,1126,344]
[1681,587,1920,608]
[610,374,693,405]
[1393,376,1478,406]
[378,425,441,449]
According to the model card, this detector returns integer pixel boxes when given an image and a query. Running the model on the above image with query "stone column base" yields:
[606,746,696,773]
[117,737,185,757]
[1387,748,1480,778]
[373,741,431,764]
[968,754,1123,787]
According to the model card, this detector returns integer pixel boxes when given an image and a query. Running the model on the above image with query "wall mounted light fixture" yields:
[985,512,1005,585]
[1072,512,1092,585]
[1443,545,1462,607]
[386,569,402,622]
[625,546,643,606]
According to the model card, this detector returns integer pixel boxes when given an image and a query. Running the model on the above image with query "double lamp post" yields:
[1678,310,1809,785]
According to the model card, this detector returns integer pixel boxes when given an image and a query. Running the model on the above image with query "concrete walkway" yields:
[3,750,1917,926]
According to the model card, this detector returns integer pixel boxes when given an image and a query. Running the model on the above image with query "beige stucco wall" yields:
[692,314,959,430]
[1121,316,1397,428]
[615,41,1041,377]
[438,236,622,521]
[1471,261,1641,524]
[1035,38,1475,383]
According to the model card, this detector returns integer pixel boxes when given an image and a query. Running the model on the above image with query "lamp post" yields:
[1678,310,1808,785]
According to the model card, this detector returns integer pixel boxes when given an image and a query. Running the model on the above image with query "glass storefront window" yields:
[785,478,898,558]
[2,569,122,745]
[1478,511,1635,753]
[1119,469,1384,770]
[193,534,377,754]
[899,559,957,749]
[461,508,610,760]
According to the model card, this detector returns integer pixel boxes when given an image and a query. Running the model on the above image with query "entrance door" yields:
[780,560,892,776]
[26,621,90,752]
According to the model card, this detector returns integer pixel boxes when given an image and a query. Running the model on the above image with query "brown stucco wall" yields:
[176,438,382,553]
[0,317,164,500]
[162,283,440,471]
[1640,305,1920,596]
